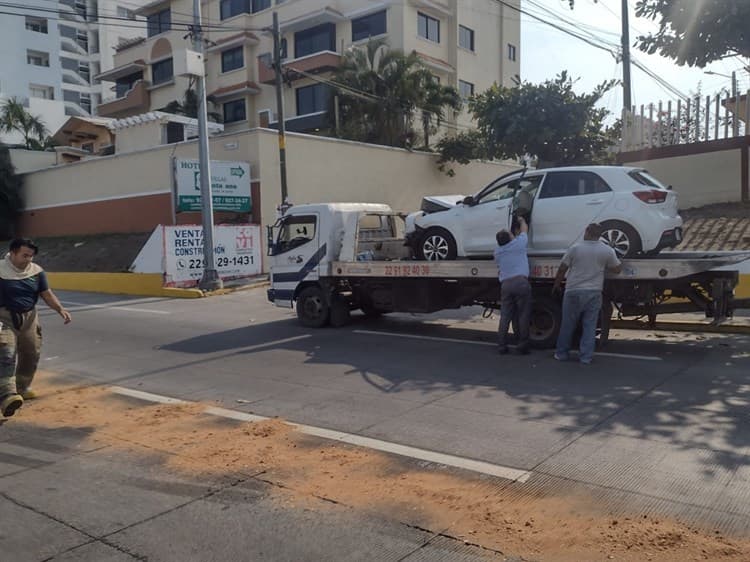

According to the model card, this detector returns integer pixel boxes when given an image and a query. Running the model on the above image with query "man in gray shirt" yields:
[552,223,622,364]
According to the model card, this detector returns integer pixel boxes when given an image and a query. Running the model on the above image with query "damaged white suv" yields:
[405,166,683,260]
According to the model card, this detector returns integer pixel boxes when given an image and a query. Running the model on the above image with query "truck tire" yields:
[296,286,330,328]
[329,297,351,327]
[529,295,562,349]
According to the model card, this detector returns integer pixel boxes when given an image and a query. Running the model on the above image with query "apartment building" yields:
[96,0,520,134]
[0,0,148,145]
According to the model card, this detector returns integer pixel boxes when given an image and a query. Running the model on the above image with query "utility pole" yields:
[732,70,739,136]
[621,0,632,112]
[272,12,289,214]
[193,0,222,290]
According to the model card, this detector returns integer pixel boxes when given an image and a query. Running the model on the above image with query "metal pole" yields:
[273,12,289,213]
[193,0,222,290]
[732,71,739,137]
[620,0,632,111]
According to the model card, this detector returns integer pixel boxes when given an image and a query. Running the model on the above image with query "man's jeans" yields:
[498,276,532,351]
[555,289,602,363]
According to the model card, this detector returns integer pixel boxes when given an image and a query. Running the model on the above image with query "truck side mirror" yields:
[462,196,475,206]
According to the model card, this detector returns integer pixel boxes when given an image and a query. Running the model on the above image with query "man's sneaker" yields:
[20,389,38,400]
[0,394,23,418]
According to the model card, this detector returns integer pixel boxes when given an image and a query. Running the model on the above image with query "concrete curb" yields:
[47,272,269,299]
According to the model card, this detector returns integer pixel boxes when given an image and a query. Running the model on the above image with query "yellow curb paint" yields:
[47,273,203,299]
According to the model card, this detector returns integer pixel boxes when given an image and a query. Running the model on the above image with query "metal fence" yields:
[621,89,750,151]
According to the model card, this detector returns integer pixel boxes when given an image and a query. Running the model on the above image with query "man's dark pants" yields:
[498,276,532,352]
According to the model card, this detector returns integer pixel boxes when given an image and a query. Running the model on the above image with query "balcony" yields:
[258,51,341,85]
[96,80,151,118]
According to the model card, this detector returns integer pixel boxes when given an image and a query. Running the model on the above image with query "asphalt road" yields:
[2,288,750,560]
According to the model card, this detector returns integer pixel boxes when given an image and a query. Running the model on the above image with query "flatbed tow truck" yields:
[267,204,750,348]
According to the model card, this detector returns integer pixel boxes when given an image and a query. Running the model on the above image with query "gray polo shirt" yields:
[561,241,621,291]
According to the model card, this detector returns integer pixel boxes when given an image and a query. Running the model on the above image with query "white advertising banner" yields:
[164,224,261,286]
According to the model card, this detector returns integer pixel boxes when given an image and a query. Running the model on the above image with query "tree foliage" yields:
[0,98,52,151]
[0,145,23,239]
[330,39,461,148]
[437,72,618,173]
[160,88,223,123]
[568,0,750,67]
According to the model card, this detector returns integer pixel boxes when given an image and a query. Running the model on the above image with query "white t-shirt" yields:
[561,240,621,291]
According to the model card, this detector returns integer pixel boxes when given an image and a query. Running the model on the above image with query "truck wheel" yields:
[296,286,330,328]
[329,297,351,327]
[529,295,562,349]
[417,228,457,261]
[600,221,642,258]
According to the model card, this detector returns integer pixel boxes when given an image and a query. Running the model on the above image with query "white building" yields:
[0,0,149,145]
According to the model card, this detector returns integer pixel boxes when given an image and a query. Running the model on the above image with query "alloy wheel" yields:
[600,228,631,257]
[422,235,450,261]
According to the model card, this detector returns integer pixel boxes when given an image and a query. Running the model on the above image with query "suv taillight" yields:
[633,190,668,204]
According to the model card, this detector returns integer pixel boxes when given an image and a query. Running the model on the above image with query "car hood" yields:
[420,195,466,213]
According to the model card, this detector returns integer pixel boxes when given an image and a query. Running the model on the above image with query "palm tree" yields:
[331,39,461,148]
[161,88,222,123]
[0,98,51,150]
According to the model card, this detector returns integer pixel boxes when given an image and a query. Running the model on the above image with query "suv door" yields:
[531,171,614,251]
[461,174,543,254]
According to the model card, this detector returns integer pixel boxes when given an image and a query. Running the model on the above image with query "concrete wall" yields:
[9,149,57,174]
[619,137,749,209]
[19,128,516,248]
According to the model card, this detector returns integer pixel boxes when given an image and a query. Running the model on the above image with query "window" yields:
[27,50,50,67]
[220,0,269,19]
[507,43,516,61]
[418,12,440,43]
[296,83,329,115]
[115,72,142,97]
[116,6,136,19]
[223,99,246,123]
[79,62,90,82]
[458,80,474,99]
[81,142,94,152]
[165,122,185,143]
[221,46,244,73]
[147,9,170,37]
[295,23,335,58]
[63,89,80,103]
[80,93,91,113]
[151,58,173,85]
[476,175,543,205]
[628,170,668,189]
[29,84,54,100]
[458,25,474,51]
[25,16,48,33]
[271,214,317,255]
[352,10,386,42]
[539,171,611,199]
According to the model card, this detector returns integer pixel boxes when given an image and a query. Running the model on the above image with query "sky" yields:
[519,0,749,119]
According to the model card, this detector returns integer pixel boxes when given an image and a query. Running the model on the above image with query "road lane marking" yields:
[59,300,171,315]
[110,386,531,483]
[354,330,662,361]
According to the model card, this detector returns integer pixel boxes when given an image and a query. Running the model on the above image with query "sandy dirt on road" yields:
[10,374,750,562]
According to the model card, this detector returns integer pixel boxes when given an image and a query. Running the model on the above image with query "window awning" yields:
[95,61,146,82]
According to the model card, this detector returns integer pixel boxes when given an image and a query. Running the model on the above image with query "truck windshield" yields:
[269,214,317,256]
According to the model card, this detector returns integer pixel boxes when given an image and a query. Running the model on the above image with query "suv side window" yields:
[539,171,611,199]
[271,214,317,255]
[475,174,544,204]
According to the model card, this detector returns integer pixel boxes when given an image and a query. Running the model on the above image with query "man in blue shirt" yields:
[493,216,532,354]
[0,238,71,418]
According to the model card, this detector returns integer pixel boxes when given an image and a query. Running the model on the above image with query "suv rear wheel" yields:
[599,221,642,257]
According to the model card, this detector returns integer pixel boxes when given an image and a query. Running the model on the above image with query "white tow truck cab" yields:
[267,203,749,348]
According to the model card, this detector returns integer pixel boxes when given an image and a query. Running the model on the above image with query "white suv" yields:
[405,166,683,260]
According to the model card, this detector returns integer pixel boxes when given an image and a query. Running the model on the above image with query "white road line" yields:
[354,329,662,361]
[110,386,531,483]
[354,329,494,347]
[60,300,171,315]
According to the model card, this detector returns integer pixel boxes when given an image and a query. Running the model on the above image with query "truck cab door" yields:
[268,213,321,308]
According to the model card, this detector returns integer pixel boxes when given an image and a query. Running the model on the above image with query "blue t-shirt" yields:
[0,271,49,312]
[493,232,530,281]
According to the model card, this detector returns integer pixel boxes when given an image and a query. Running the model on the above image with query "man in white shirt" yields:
[552,223,622,364]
